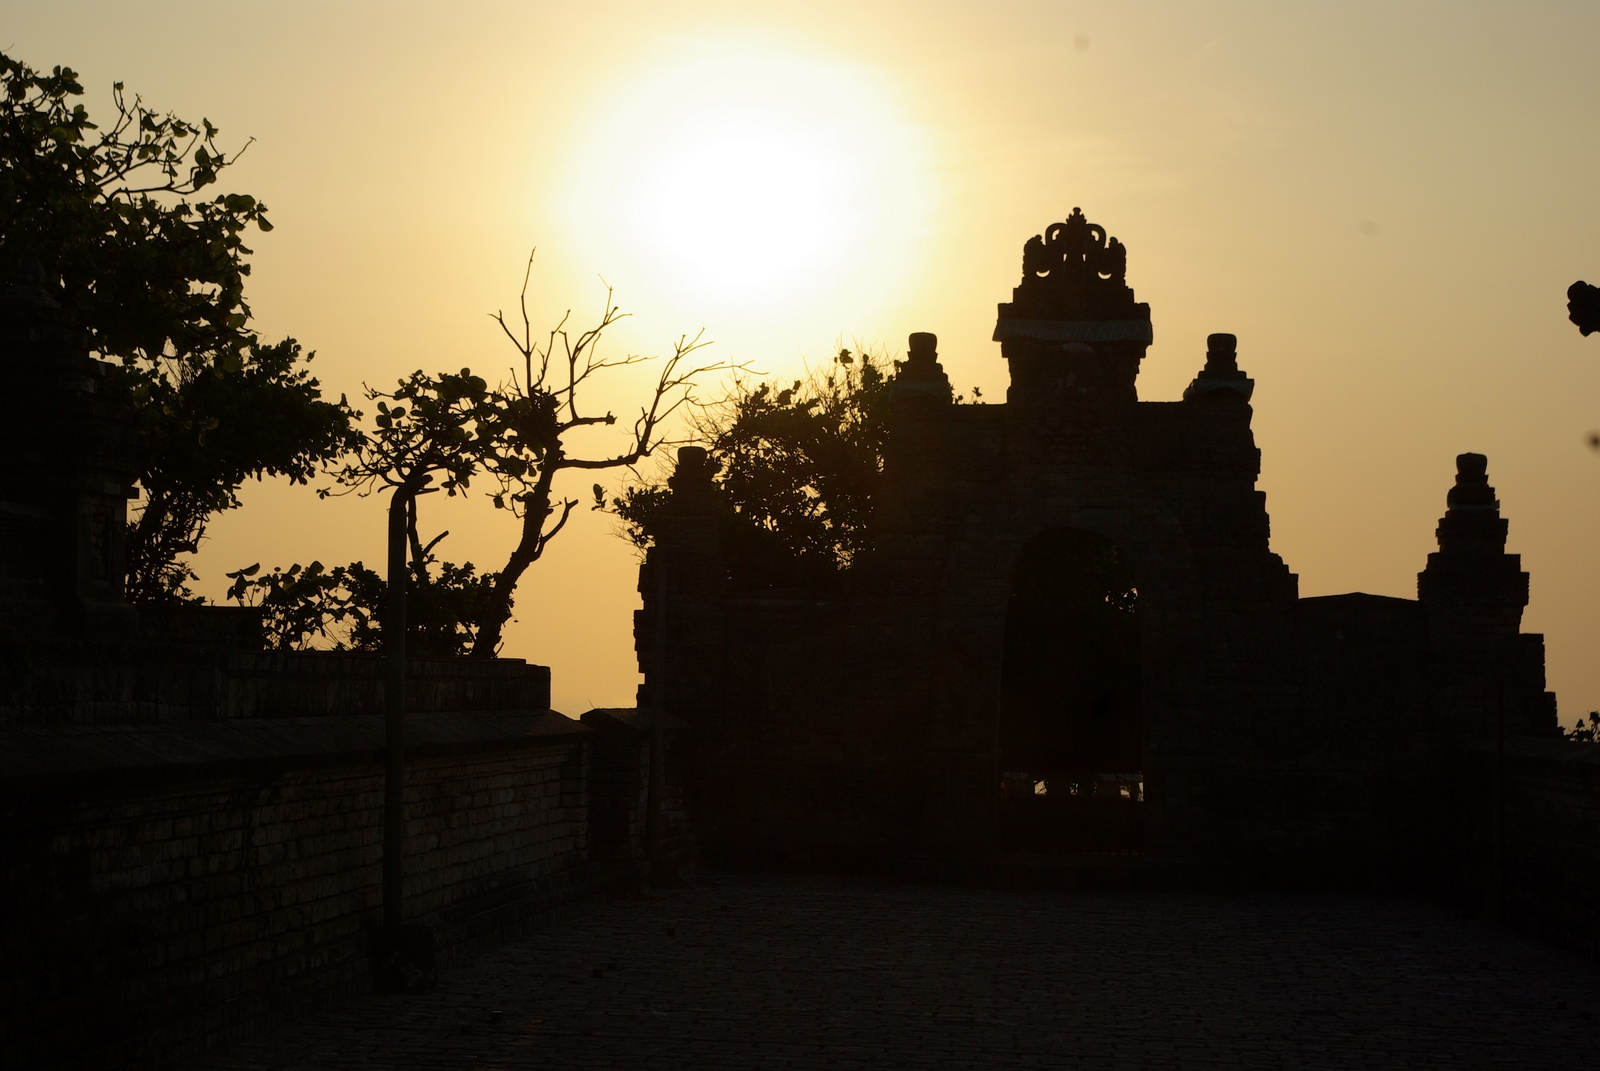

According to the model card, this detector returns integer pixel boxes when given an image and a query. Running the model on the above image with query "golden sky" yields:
[8,1,1600,721]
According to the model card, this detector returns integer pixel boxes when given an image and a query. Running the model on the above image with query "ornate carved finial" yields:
[995,208,1151,343]
[1419,452,1525,619]
[890,331,952,405]
[669,446,713,489]
[1446,453,1498,513]
[1431,452,1508,561]
[1020,208,1128,286]
[1182,333,1253,402]
[1204,333,1238,373]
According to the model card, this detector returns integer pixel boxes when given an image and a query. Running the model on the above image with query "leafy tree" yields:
[0,51,358,602]
[609,345,894,590]
[319,368,507,653]
[225,560,382,651]
[225,550,501,657]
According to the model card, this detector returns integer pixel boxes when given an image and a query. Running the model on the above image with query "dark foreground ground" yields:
[201,873,1600,1070]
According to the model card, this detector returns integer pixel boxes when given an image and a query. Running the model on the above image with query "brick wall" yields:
[0,711,609,1069]
[1,643,551,728]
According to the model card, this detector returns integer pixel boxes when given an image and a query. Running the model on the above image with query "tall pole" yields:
[383,489,408,932]
[646,570,667,868]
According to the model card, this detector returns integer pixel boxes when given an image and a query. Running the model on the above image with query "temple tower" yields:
[1417,453,1556,738]
[995,207,1152,424]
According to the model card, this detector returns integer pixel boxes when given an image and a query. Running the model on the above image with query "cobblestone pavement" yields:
[204,873,1600,1070]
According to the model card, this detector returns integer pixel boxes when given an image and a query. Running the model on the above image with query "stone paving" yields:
[203,873,1600,1070]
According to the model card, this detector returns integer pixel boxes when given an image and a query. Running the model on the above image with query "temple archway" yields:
[999,527,1143,853]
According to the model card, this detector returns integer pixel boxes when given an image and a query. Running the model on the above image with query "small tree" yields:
[0,51,358,601]
[231,255,727,657]
[322,368,504,651]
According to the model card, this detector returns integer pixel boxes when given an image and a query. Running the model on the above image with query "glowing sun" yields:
[563,41,931,318]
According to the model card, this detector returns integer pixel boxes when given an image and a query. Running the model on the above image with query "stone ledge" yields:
[0,710,588,790]
[1470,737,1600,768]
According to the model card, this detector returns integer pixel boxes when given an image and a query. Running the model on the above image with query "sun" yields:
[619,105,852,300]
[562,40,931,319]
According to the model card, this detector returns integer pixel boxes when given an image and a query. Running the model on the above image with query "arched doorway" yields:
[999,528,1143,853]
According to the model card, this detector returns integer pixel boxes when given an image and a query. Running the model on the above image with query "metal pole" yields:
[383,490,408,932]
[646,569,667,868]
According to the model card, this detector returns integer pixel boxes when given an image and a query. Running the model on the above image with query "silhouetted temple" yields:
[1,212,1593,1068]
[639,207,1560,879]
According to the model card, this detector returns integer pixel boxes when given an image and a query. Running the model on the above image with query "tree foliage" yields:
[310,368,509,654]
[609,346,894,590]
[0,51,357,602]
[1568,281,1600,338]
[332,368,501,505]
[225,550,501,657]
[1566,711,1599,744]
[127,337,360,602]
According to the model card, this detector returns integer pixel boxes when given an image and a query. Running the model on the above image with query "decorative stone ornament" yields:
[1182,333,1255,402]
[888,331,953,405]
[995,207,1153,343]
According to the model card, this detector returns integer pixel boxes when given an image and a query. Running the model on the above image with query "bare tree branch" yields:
[466,256,740,656]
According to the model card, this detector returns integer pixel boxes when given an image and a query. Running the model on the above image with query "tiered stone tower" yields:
[1419,454,1555,737]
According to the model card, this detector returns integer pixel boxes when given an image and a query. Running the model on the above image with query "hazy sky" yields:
[7,1,1599,720]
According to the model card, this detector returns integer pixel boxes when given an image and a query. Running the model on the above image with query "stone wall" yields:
[1,638,551,728]
[0,705,685,1069]
[1446,739,1600,960]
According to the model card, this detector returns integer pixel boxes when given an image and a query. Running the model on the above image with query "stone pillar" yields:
[1182,332,1254,402]
[635,446,724,716]
[870,333,954,582]
[879,331,953,514]
[1174,332,1294,601]
[887,331,952,406]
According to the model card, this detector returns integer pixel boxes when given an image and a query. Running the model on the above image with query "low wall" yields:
[0,710,608,1069]
[1487,739,1600,959]
[0,644,552,727]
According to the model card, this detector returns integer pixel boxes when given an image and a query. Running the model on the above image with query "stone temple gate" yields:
[638,208,1557,881]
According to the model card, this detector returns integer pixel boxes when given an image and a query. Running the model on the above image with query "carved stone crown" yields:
[994,208,1152,344]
